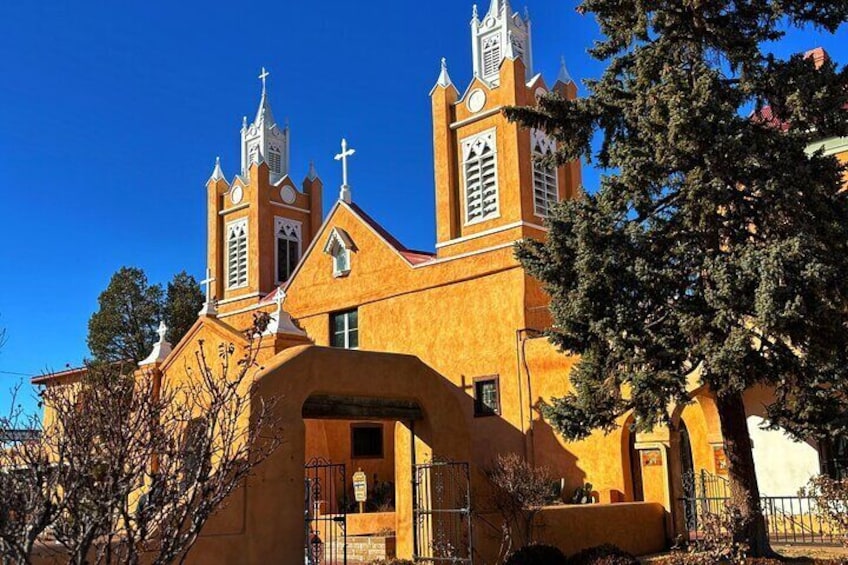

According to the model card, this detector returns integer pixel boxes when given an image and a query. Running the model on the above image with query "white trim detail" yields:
[216,292,263,308]
[807,136,848,157]
[435,220,547,249]
[270,201,312,214]
[219,203,249,216]
[413,242,516,269]
[450,106,502,130]
[462,128,500,225]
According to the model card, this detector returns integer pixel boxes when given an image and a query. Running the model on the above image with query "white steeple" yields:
[435,57,453,89]
[208,156,226,183]
[241,67,290,184]
[557,55,574,85]
[471,0,533,84]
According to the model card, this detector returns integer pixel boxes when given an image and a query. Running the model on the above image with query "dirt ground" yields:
[640,545,848,564]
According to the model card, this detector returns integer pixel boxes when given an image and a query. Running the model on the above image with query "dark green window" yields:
[330,309,359,349]
[474,377,500,417]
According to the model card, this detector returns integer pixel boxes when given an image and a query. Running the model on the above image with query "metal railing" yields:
[679,471,847,546]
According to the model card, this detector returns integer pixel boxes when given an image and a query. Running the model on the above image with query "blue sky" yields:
[0,0,845,417]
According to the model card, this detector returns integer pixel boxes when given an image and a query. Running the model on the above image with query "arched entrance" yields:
[678,421,697,532]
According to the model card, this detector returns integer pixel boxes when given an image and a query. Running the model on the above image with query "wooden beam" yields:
[302,395,423,421]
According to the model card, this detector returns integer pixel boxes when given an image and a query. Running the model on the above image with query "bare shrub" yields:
[485,453,555,560]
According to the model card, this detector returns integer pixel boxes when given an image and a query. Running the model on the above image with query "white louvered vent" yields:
[482,35,501,79]
[226,220,248,289]
[531,129,559,217]
[463,130,499,224]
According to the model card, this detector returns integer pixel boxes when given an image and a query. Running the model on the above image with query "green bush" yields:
[505,544,568,565]
[568,544,639,565]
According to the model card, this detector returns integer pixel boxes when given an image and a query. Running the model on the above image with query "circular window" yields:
[281,186,297,205]
[467,89,487,114]
[230,186,244,205]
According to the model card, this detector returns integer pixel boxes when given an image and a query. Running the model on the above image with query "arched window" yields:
[275,217,302,283]
[182,418,209,488]
[531,129,558,217]
[323,228,354,278]
[462,129,499,224]
[226,219,248,289]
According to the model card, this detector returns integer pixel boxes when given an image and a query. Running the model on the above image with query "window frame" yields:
[225,218,249,290]
[473,375,501,417]
[350,423,384,460]
[274,217,302,284]
[330,308,359,350]
[461,128,500,226]
[268,144,282,174]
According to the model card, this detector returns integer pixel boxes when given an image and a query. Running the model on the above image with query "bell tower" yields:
[430,2,581,258]
[205,69,323,319]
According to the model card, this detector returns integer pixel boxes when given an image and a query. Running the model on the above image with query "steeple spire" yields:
[241,66,290,182]
[208,156,226,183]
[557,55,574,85]
[435,58,453,89]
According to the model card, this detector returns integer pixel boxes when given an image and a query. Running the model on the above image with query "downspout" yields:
[515,328,543,467]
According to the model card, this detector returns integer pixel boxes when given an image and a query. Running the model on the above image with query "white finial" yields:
[242,115,248,130]
[524,6,531,21]
[259,67,270,95]
[308,161,319,181]
[472,4,479,21]
[139,321,173,367]
[435,57,453,88]
[209,156,225,182]
[198,268,218,317]
[557,55,574,85]
[264,288,307,337]
[334,138,356,204]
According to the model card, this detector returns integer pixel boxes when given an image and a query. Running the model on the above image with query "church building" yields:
[34,2,848,564]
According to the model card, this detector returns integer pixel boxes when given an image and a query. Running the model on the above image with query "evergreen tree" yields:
[87,267,164,364]
[507,1,848,556]
[163,271,203,345]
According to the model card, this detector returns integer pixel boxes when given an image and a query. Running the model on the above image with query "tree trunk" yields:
[714,391,773,557]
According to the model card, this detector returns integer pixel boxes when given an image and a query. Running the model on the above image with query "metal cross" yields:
[334,138,356,188]
[200,268,216,305]
[259,67,270,94]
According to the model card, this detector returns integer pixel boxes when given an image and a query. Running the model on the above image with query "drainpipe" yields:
[515,328,543,467]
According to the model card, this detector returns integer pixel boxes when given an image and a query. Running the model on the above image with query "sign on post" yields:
[353,469,367,513]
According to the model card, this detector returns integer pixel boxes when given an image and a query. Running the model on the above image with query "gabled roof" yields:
[258,201,436,302]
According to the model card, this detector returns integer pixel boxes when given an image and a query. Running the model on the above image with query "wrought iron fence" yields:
[305,458,347,565]
[413,460,473,564]
[679,470,848,546]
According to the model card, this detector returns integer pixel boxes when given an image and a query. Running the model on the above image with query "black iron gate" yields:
[413,460,473,563]
[305,458,347,565]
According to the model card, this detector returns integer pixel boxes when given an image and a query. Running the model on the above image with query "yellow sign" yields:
[353,471,368,503]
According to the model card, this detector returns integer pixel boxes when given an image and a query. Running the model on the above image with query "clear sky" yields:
[0,0,845,417]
